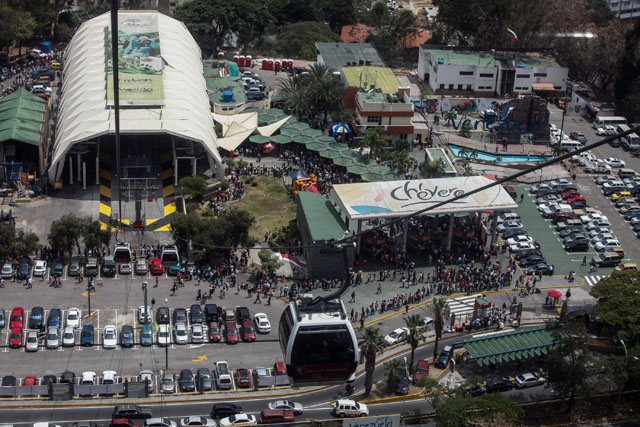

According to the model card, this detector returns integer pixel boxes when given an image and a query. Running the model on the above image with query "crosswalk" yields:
[446,293,483,320]
[585,275,609,287]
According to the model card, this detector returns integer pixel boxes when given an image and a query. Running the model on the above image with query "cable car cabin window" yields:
[279,308,294,356]
[161,248,179,266]
[291,326,354,365]
[113,245,131,263]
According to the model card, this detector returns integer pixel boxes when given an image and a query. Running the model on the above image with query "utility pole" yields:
[110,0,122,226]
[142,281,148,325]
[164,298,169,371]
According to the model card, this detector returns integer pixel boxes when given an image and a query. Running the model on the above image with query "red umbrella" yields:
[263,142,275,149]
[547,290,562,298]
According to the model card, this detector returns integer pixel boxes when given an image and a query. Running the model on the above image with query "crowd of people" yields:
[1,50,61,98]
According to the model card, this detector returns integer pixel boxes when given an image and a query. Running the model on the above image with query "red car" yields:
[234,368,252,388]
[273,361,287,376]
[23,376,37,386]
[208,322,221,343]
[241,319,256,342]
[413,359,430,384]
[10,307,24,329]
[567,196,587,205]
[225,321,239,344]
[150,259,163,275]
[561,190,580,200]
[9,327,23,348]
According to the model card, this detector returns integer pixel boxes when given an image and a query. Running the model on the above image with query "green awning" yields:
[368,164,392,174]
[271,134,292,144]
[346,164,370,175]
[324,142,351,152]
[360,172,387,182]
[289,121,310,130]
[302,128,323,137]
[318,150,343,159]
[279,128,300,137]
[0,88,47,146]
[316,135,335,143]
[332,157,356,167]
[249,134,270,144]
[293,134,314,144]
[306,142,326,151]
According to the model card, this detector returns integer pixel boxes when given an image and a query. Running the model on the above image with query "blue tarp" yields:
[330,122,351,137]
[289,170,309,180]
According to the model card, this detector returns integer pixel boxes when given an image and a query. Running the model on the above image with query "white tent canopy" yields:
[50,11,221,182]
[329,176,517,221]
[210,112,292,152]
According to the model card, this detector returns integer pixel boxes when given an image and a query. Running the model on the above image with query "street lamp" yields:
[87,281,92,320]
[164,297,169,371]
[142,281,148,325]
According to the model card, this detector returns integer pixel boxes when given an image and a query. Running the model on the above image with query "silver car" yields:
[25,331,39,352]
[174,323,189,345]
[46,327,59,349]
[135,261,148,275]
[1,262,14,279]
[161,370,175,394]
[62,326,75,347]
[139,370,154,393]
[191,324,204,343]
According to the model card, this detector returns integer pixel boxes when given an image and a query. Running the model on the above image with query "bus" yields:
[593,116,627,128]
[617,124,640,150]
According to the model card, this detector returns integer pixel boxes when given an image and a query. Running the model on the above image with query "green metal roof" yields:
[298,191,348,242]
[462,326,557,367]
[315,42,385,71]
[0,89,47,146]
[424,48,562,68]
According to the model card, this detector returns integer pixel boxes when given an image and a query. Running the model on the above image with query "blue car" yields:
[625,211,640,221]
[168,262,181,276]
[80,324,94,346]
[140,324,153,347]
[47,308,61,328]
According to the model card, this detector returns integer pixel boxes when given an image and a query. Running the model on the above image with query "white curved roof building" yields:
[49,10,221,183]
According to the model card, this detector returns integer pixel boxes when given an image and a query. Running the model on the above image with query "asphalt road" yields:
[0,334,551,424]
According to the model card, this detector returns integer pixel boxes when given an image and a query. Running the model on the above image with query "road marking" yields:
[192,355,208,362]
[585,275,609,287]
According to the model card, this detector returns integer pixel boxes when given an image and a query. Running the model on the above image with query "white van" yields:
[560,140,583,151]
[214,361,232,390]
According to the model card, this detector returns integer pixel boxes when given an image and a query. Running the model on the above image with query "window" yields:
[439,84,445,90]
[448,84,454,90]
[479,73,494,78]
[554,86,562,90]
[278,308,294,357]
[534,72,547,77]
[466,84,472,91]
[516,74,530,78]
[367,116,381,124]
[459,71,474,76]
[457,84,463,90]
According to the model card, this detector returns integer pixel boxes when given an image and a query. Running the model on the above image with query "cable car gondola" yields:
[160,245,180,267]
[113,242,132,263]
[278,245,359,386]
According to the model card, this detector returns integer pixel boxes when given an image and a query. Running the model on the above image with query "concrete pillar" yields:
[490,214,498,248]
[95,157,100,185]
[77,154,81,181]
[402,218,409,253]
[174,157,179,186]
[446,214,454,251]
[192,158,197,176]
[69,156,73,185]
[356,220,362,256]
[82,162,86,191]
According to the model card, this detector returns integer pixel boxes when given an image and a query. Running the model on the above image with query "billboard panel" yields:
[106,13,164,106]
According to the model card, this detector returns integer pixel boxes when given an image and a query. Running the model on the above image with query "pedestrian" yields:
[26,277,32,289]
[360,317,365,330]
[350,291,356,302]
[520,193,524,202]
[0,278,4,288]
[171,284,176,296]
[254,292,261,304]
[405,303,409,314]
[154,276,158,288]
[267,291,273,305]
[376,283,382,294]
[582,256,587,266]
[151,298,156,310]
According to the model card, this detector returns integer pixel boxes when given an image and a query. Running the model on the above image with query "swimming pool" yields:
[448,144,553,163]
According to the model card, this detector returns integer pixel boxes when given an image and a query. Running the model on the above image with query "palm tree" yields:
[470,148,479,161]
[361,327,384,397]
[404,314,425,374]
[358,129,386,159]
[432,297,450,359]
[420,160,445,178]
[305,63,345,124]
[277,75,307,121]
[458,146,471,158]
[384,359,400,393]
[392,149,413,173]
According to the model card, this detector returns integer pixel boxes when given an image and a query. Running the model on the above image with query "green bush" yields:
[220,179,229,191]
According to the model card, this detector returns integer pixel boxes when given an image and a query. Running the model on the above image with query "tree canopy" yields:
[47,214,110,257]
[0,223,40,259]
[274,21,342,60]
[591,270,640,349]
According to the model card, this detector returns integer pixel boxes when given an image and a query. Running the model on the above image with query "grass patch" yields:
[234,176,297,241]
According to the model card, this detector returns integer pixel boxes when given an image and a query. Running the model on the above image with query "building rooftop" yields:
[342,66,399,94]
[0,88,47,146]
[298,191,348,242]
[357,90,387,104]
[203,60,246,105]
[316,42,385,72]
[425,48,562,68]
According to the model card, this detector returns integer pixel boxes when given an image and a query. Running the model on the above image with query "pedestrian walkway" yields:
[446,294,484,319]
[584,275,608,287]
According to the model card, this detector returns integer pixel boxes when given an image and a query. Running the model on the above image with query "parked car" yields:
[486,378,514,393]
[68,261,81,276]
[196,368,213,391]
[174,323,189,345]
[121,325,134,347]
[1,262,14,279]
[25,330,39,351]
[384,327,409,346]
[103,325,117,349]
[66,307,81,328]
[191,324,204,343]
[394,361,410,395]
[62,326,75,347]
[47,308,61,328]
[10,307,24,329]
[234,368,252,388]
[515,372,546,388]
[210,403,243,419]
[179,369,196,392]
[190,304,204,324]
[331,399,369,417]
[135,261,149,275]
[157,324,171,347]
[268,400,303,415]
[413,359,430,384]
[219,414,257,427]
[161,370,176,393]
[156,307,170,325]
[33,260,47,277]
[435,345,452,368]
[208,322,221,342]
[225,321,239,344]
[80,324,95,346]
[253,313,271,333]
[29,306,45,330]
[140,324,154,346]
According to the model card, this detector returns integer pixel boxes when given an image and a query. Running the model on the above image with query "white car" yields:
[496,212,520,223]
[102,370,117,384]
[139,370,154,393]
[591,233,616,243]
[33,260,47,277]
[422,316,434,328]
[81,371,96,385]
[604,157,625,168]
[509,242,536,252]
[25,330,39,352]
[587,218,612,230]
[145,418,176,427]
[158,324,171,347]
[506,235,534,246]
[515,372,546,388]
[174,322,189,345]
[268,399,304,414]
[549,179,572,188]
[580,213,607,224]
[497,220,523,232]
[180,416,217,427]
[103,325,117,349]
[384,327,409,346]
[596,125,616,136]
[219,414,257,427]
[529,183,551,194]
[191,324,204,343]
[253,313,271,333]
[595,239,621,251]
[332,399,369,417]
[66,308,81,328]
[62,326,75,347]
[46,326,59,349]
[588,227,612,238]
[138,305,152,324]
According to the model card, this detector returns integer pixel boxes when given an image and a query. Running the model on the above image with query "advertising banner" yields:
[106,13,164,106]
